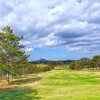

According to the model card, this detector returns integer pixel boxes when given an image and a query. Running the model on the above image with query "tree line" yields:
[69,55,100,70]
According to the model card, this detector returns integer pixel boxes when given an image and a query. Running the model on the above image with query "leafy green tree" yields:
[69,62,76,70]
[86,60,95,69]
[69,60,88,70]
[92,55,100,69]
[0,26,29,83]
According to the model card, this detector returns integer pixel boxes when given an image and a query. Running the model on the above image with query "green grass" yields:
[1,70,100,100]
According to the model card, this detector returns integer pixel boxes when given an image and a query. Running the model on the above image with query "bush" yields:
[69,61,86,70]
[31,64,54,73]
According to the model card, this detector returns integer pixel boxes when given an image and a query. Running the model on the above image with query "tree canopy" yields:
[0,26,29,83]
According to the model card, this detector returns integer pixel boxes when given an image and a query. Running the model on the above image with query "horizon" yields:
[0,0,100,61]
[30,57,91,61]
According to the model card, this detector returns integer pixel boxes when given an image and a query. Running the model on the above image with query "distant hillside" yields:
[80,57,90,60]
[30,59,48,63]
[30,58,90,64]
[30,59,75,64]
[37,59,48,63]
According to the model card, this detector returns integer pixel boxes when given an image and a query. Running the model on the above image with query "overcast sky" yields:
[0,0,100,61]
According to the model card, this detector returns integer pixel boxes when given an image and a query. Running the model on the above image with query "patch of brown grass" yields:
[0,82,17,89]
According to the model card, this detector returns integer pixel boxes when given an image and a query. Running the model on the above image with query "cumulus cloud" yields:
[0,0,100,52]
[25,48,34,52]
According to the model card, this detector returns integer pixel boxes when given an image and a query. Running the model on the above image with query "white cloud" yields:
[0,0,100,52]
[67,46,82,51]
[20,41,31,45]
[25,48,34,52]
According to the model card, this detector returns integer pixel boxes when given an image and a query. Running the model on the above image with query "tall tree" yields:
[0,26,29,83]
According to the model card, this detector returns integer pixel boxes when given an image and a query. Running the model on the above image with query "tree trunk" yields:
[7,73,10,84]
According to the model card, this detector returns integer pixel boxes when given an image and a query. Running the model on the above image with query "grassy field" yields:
[1,70,100,100]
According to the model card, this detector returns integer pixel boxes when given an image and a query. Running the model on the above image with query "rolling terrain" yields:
[1,70,100,100]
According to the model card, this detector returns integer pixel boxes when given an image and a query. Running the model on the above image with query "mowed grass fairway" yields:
[1,70,100,100]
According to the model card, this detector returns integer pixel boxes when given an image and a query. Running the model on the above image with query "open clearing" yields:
[1,70,100,100]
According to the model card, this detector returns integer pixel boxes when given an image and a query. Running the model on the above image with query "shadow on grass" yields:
[10,77,42,85]
[0,86,41,100]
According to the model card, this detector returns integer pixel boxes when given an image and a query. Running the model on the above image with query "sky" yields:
[0,0,100,61]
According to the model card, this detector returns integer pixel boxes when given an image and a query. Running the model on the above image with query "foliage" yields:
[0,26,29,83]
[69,60,87,70]
[92,55,100,68]
[69,55,100,70]
[30,63,54,73]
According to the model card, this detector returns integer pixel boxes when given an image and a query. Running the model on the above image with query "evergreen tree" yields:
[0,26,29,83]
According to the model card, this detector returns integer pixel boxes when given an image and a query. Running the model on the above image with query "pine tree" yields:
[0,26,29,84]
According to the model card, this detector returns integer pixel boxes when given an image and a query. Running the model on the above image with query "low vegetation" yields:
[69,55,100,70]
[1,70,100,100]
